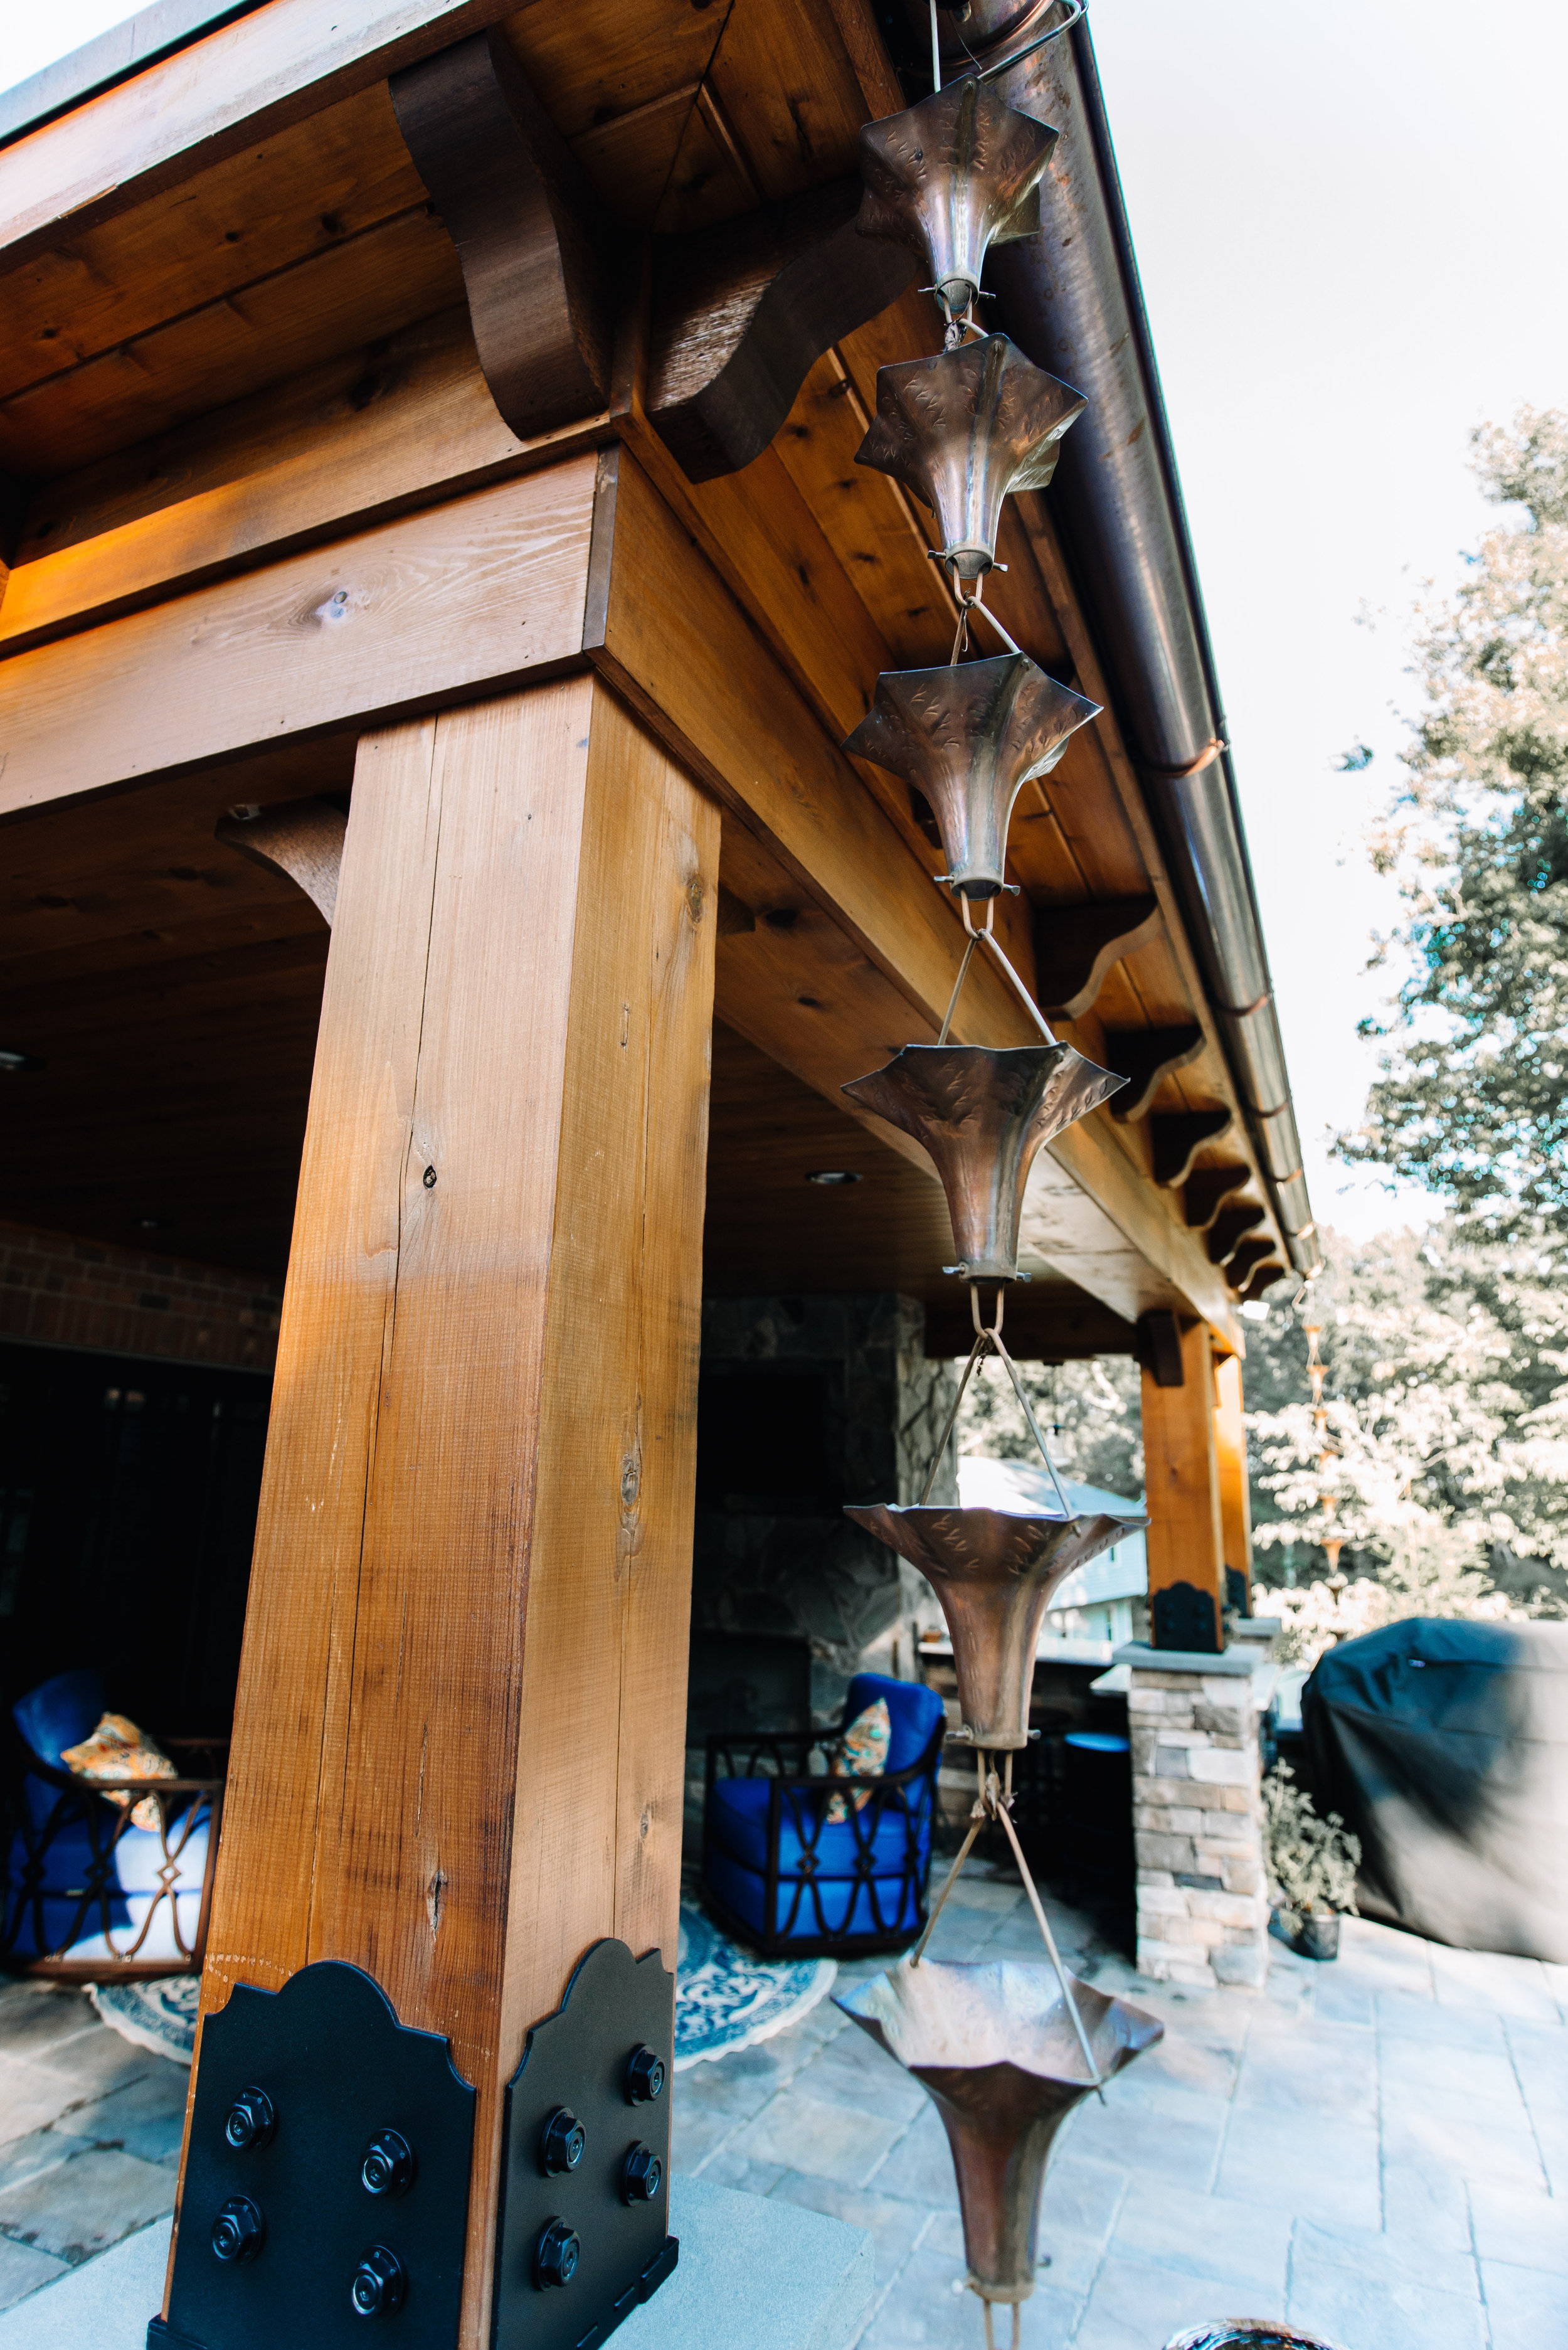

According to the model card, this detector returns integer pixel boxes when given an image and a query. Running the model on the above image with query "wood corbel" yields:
[1239,1258,1288,1305]
[1151,1109,1234,1189]
[1207,1201,1268,1268]
[1184,1162,1253,1233]
[1035,896,1161,1021]
[645,178,918,482]
[390,29,613,439]
[1226,1235,1278,1292]
[1101,1022,1204,1122]
[215,799,347,925]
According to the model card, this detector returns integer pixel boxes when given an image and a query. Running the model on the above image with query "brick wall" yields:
[0,1220,282,1373]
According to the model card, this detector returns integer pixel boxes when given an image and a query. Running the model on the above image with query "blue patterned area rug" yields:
[90,1901,834,2073]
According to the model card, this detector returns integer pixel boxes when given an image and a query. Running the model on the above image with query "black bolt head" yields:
[361,2129,415,2198]
[534,2218,580,2290]
[626,2044,665,2104]
[622,2142,662,2205]
[540,2107,586,2177]
[211,2196,265,2263]
[351,2244,407,2319]
[223,2086,275,2152]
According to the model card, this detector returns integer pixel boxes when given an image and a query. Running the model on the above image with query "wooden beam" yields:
[1239,1258,1288,1306]
[186,673,718,2349]
[1035,895,1161,1020]
[389,29,613,438]
[1102,1021,1204,1122]
[645,178,916,481]
[1141,1317,1226,1652]
[1213,1349,1253,1605]
[1208,1201,1268,1268]
[0,455,598,821]
[1224,1234,1276,1293]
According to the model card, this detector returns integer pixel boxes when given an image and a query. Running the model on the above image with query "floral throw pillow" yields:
[61,1713,176,1834]
[824,1698,891,1824]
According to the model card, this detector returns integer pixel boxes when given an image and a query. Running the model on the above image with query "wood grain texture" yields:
[0,455,597,819]
[1213,1350,1253,1588]
[1140,1319,1226,1618]
[391,28,612,437]
[215,797,346,922]
[189,674,717,2349]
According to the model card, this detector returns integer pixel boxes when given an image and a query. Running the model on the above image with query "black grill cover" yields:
[1303,1616,1568,1961]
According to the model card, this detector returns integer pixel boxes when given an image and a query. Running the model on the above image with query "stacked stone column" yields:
[1125,1649,1274,1989]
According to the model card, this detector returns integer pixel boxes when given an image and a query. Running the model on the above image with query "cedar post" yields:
[1139,1317,1226,1650]
[1212,1349,1253,1613]
[171,674,718,2347]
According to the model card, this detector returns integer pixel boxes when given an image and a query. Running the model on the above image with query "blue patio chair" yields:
[702,1671,947,1958]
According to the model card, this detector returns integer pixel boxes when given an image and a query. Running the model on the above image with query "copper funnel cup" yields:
[857,80,1057,319]
[837,1959,1162,2299]
[844,1504,1140,1747]
[842,1044,1124,1280]
[844,654,1099,898]
[856,335,1085,579]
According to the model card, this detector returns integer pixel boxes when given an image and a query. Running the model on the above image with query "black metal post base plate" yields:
[154,1960,475,2350]
[492,1938,677,2350]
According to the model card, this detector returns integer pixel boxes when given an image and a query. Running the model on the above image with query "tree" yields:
[1341,408,1568,1223]
[956,1349,1142,1497]
[1245,1220,1568,1659]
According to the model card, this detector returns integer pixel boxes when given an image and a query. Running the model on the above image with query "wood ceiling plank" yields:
[653,88,760,236]
[0,455,597,821]
[570,86,699,225]
[1,83,427,408]
[502,0,724,140]
[702,0,866,205]
[0,208,465,476]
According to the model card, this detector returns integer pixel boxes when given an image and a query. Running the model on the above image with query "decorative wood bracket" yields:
[646,179,918,482]
[1238,1257,1287,1305]
[1150,1109,1234,1189]
[215,800,347,924]
[1036,896,1160,1021]
[391,29,613,439]
[1226,1235,1278,1292]
[1207,1201,1268,1268]
[1183,1162,1253,1233]
[1100,1023,1204,1122]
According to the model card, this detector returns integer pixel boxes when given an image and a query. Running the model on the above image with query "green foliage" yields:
[955,1351,1142,1497]
[1342,408,1568,1222]
[1263,1764,1360,1922]
[1245,1222,1568,1637]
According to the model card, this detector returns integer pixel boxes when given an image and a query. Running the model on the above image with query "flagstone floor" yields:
[1,1867,1565,2347]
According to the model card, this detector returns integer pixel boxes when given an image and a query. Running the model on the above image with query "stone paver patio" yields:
[3,1864,1565,2347]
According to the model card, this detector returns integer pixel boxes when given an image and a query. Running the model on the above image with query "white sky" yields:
[7,2,1567,1247]
[1091,0,1568,1239]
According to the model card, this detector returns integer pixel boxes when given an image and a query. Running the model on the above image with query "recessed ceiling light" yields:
[806,1170,861,1186]
[138,1218,165,1231]
[0,1048,42,1073]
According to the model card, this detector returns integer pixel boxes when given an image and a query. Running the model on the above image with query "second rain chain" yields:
[817,10,1163,2346]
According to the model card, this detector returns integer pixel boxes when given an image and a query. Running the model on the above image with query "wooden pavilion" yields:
[0,0,1318,2339]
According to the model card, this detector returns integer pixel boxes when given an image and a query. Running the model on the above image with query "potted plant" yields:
[1262,1763,1360,1960]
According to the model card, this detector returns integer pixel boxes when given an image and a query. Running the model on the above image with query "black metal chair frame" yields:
[1,1723,227,1981]
[702,1717,945,1960]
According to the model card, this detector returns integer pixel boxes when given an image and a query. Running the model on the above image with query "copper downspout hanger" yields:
[856,76,1059,338]
[856,333,1085,581]
[844,652,1099,900]
[842,1041,1123,1282]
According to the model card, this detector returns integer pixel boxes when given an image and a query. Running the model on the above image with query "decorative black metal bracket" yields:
[150,1960,476,2350]
[490,1937,678,2350]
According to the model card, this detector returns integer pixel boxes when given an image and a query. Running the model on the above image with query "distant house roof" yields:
[956,1456,1147,1610]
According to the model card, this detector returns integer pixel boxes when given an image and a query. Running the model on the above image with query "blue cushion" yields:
[842,1672,945,1774]
[1064,1732,1130,1754]
[706,1845,924,1945]
[4,1804,210,1962]
[707,1773,931,1878]
[14,1671,107,1770]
